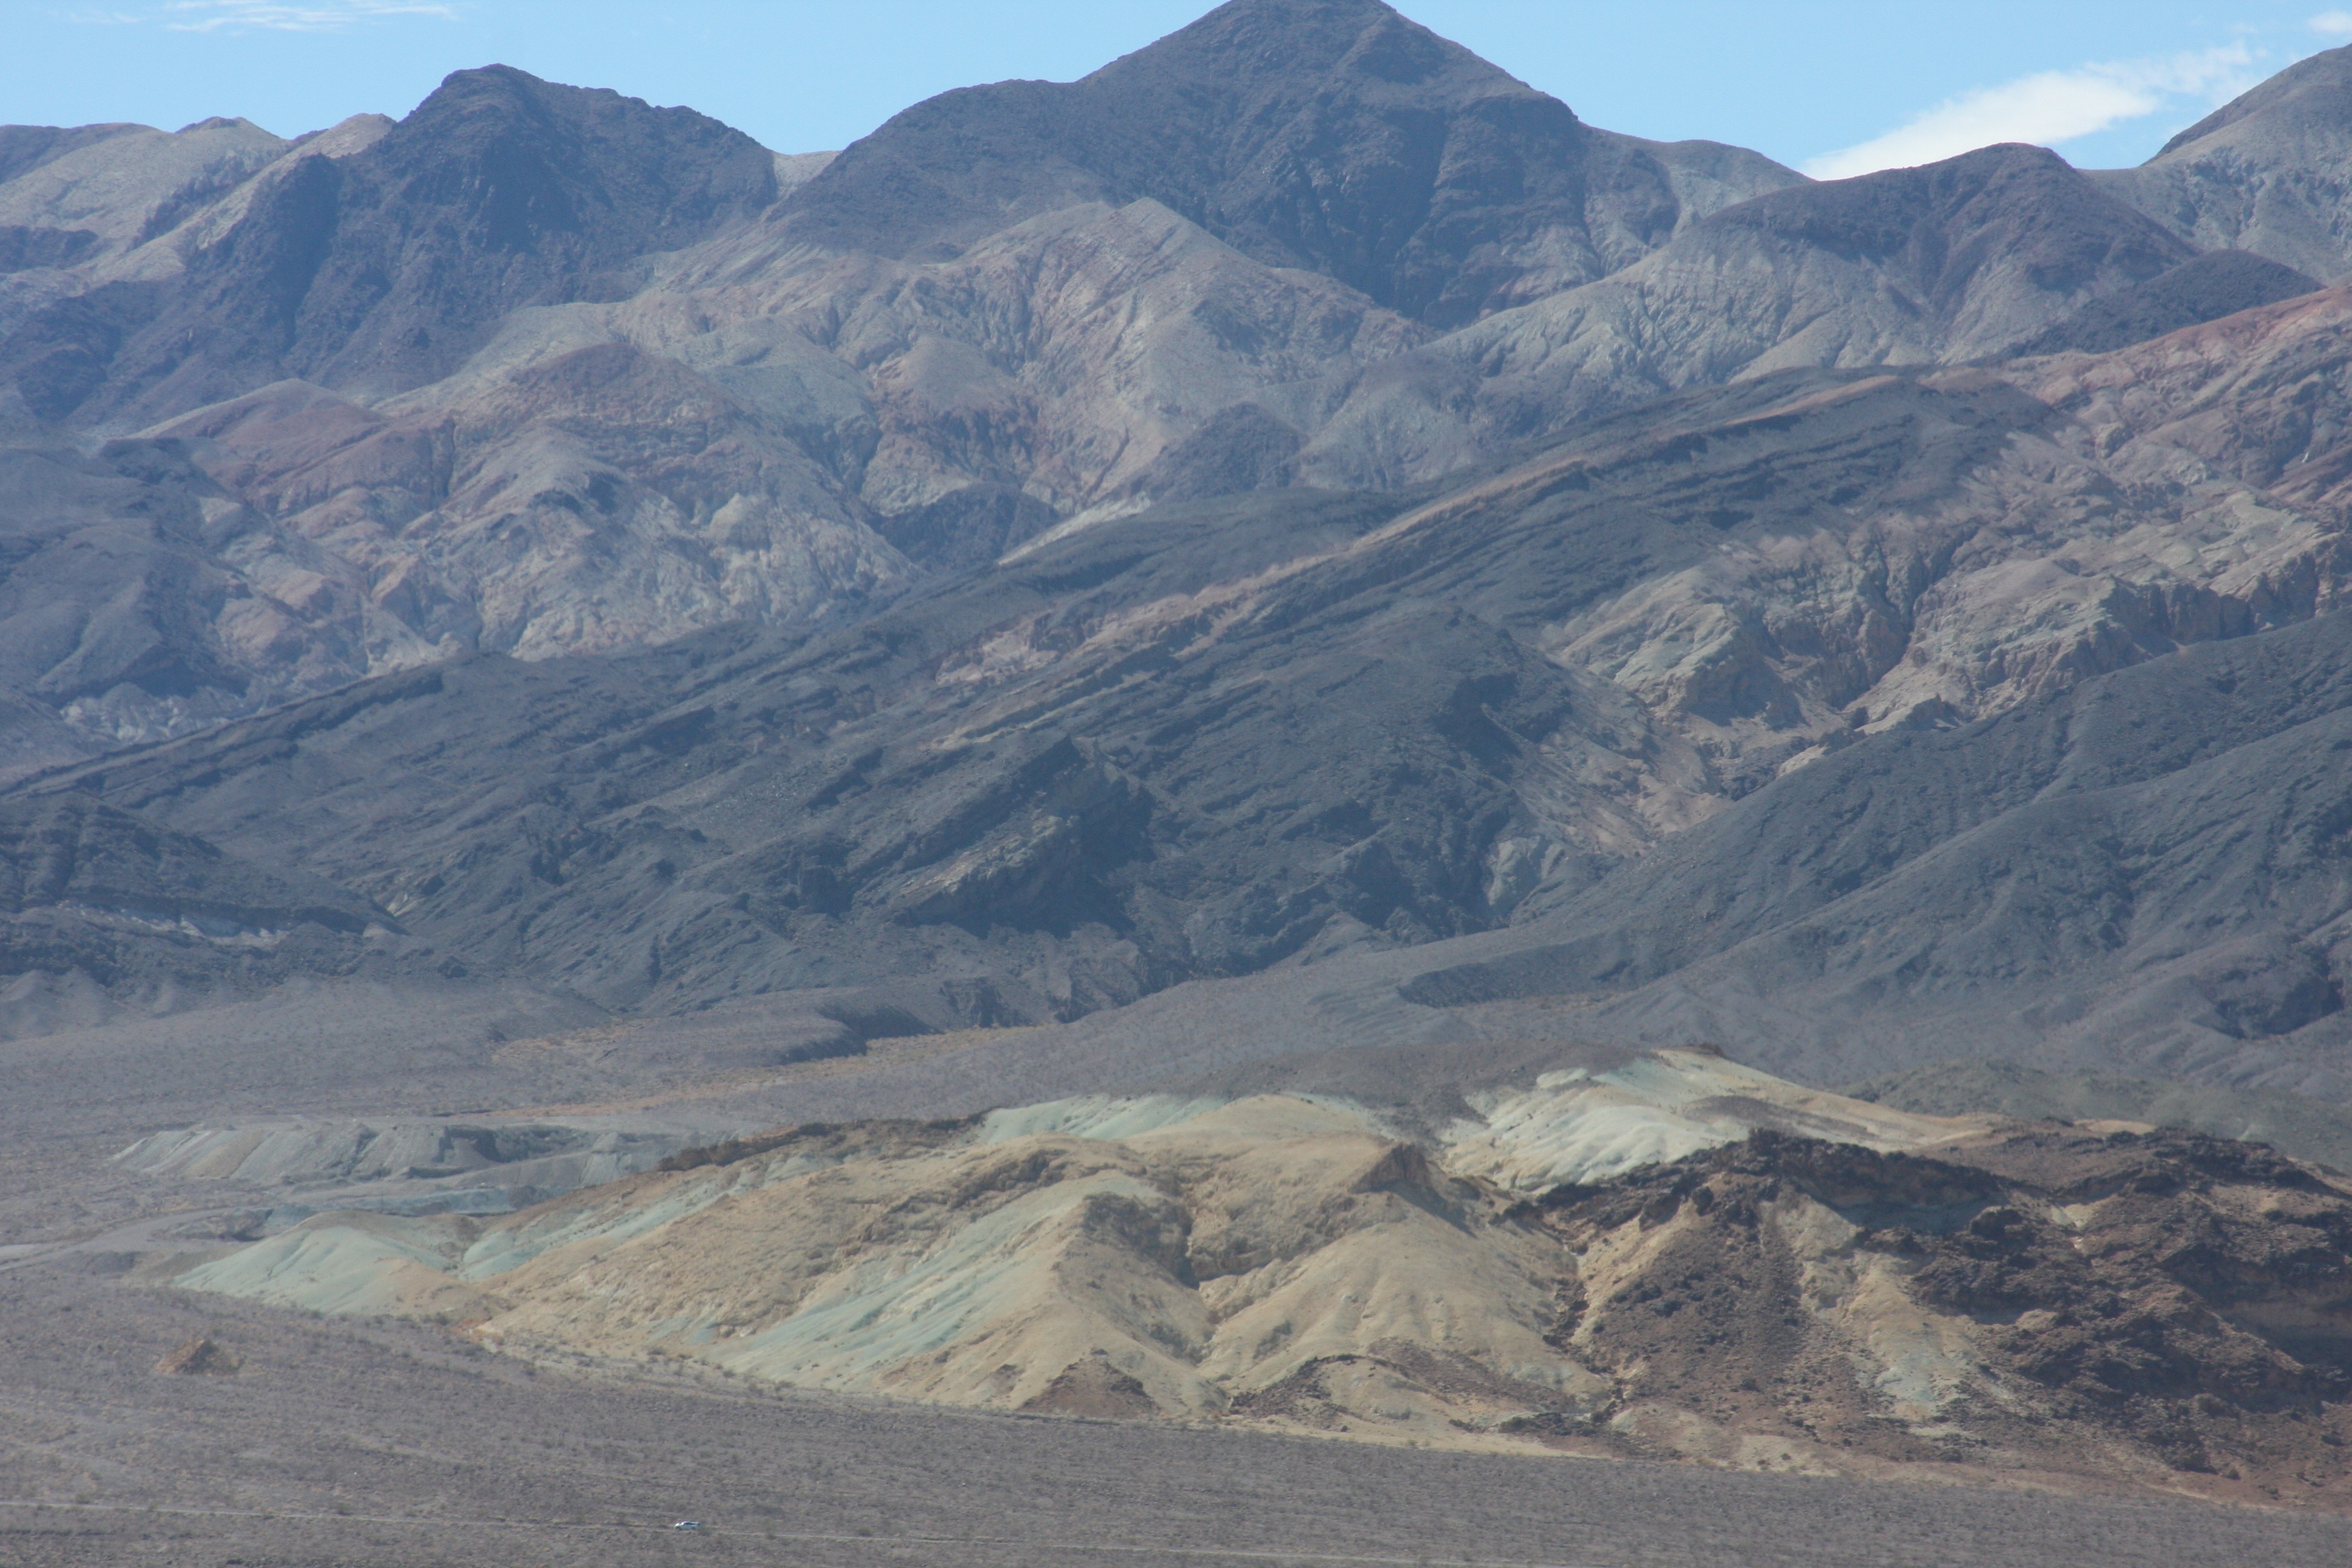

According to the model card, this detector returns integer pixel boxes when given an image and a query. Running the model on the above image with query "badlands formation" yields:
[175,1045,2352,1501]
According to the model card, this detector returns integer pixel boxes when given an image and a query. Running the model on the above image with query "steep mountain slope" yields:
[2014,250,2319,356]
[13,284,2351,1067]
[0,85,909,754]
[20,68,779,425]
[1400,609,2352,1093]
[776,0,1802,326]
[0,790,395,1037]
[2,3,2352,1091]
[0,370,2069,1021]
[1299,145,2199,487]
[0,0,2318,779]
[2097,44,2352,283]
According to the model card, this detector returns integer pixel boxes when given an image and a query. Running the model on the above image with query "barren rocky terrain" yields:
[140,1044,2352,1504]
[7,1028,2352,1564]
[13,1259,2351,1568]
[3,1,2352,1086]
[11,0,2352,1552]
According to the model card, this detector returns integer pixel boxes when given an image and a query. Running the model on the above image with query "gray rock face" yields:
[1402,610,2352,1094]
[775,0,1800,327]
[2097,44,2352,283]
[0,1,2312,770]
[2013,250,2319,356]
[1297,145,2199,488]
[3,2,2352,1097]
[13,301,2347,1074]
[0,789,393,1037]
[31,68,779,422]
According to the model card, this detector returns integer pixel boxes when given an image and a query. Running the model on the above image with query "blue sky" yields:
[8,1,2352,176]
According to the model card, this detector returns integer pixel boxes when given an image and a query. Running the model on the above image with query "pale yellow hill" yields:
[172,1049,2352,1500]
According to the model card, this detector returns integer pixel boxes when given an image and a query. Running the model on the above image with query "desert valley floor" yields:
[8,1236,2352,1568]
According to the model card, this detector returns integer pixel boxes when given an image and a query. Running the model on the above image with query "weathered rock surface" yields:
[0,0,2334,778]
[2098,44,2352,283]
[1846,1060,2352,1174]
[152,1334,240,1375]
[0,791,396,1037]
[2014,250,2320,356]
[11,288,2351,1074]
[47,67,779,422]
[172,1044,2352,1503]
[1296,145,2198,488]
[1,1,2351,1094]
[1402,609,2352,1093]
[774,0,1800,327]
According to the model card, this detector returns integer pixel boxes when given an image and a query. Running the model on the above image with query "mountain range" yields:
[5,0,2352,1103]
[18,1,2352,1533]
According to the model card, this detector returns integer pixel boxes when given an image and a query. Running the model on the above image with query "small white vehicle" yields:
[671,1519,702,1531]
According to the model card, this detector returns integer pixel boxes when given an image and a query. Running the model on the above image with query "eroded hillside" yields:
[173,1045,2352,1504]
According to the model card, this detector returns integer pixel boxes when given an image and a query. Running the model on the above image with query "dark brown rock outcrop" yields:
[1523,1128,2352,1496]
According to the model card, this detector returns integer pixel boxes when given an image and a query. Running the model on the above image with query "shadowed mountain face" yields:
[0,790,396,1037]
[1295,145,2203,486]
[778,0,1799,326]
[0,1,2330,763]
[2014,249,2319,356]
[1399,610,2352,1093]
[0,2,2350,1099]
[1707,143,2189,318]
[13,292,2351,1077]
[62,67,781,422]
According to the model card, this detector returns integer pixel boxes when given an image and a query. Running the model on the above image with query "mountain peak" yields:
[779,0,1788,324]
[1088,0,1527,102]
[1707,142,2191,309]
[74,58,781,417]
[2152,42,2352,160]
[2094,41,2352,281]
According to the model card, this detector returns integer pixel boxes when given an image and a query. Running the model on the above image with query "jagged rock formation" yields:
[172,1044,2352,1504]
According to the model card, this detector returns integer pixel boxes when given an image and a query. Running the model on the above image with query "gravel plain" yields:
[3,1258,2350,1568]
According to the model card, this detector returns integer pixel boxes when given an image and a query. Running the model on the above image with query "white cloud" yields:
[2313,11,2352,38]
[158,0,456,31]
[1803,45,2256,180]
